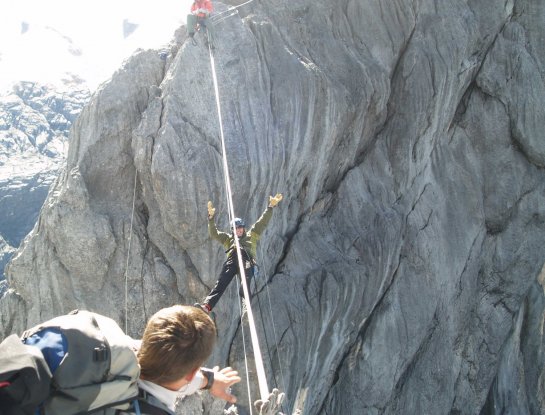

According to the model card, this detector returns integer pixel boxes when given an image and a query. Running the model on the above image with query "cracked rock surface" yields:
[2,1,545,414]
[0,82,89,279]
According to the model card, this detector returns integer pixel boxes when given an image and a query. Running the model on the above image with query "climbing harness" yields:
[190,21,214,49]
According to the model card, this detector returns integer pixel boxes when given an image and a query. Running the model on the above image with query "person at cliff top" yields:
[196,194,283,313]
[187,0,214,39]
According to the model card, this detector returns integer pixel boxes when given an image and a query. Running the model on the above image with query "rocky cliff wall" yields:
[2,1,545,414]
[0,82,89,279]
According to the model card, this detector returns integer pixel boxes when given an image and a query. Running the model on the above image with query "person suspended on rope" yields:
[187,0,214,44]
[196,194,283,313]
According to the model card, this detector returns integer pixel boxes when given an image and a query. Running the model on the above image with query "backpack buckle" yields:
[93,345,109,362]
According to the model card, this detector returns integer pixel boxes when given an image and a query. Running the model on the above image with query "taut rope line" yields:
[209,0,257,22]
[207,42,270,402]
[124,169,138,333]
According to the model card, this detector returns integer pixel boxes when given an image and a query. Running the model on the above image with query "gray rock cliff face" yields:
[2,1,545,414]
[0,82,89,279]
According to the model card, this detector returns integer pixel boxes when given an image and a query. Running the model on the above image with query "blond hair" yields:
[137,305,216,385]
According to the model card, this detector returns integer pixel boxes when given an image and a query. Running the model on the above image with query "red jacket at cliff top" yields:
[191,0,213,18]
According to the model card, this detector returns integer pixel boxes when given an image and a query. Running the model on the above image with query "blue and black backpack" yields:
[0,310,142,415]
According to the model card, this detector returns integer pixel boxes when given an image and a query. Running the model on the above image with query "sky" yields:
[0,0,192,93]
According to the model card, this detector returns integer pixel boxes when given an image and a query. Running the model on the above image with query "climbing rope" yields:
[210,10,239,26]
[124,169,138,333]
[254,266,288,396]
[252,271,280,393]
[234,277,255,415]
[233,277,255,414]
[207,39,271,402]
[209,0,257,22]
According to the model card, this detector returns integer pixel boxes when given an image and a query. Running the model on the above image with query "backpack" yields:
[0,334,52,415]
[0,310,141,415]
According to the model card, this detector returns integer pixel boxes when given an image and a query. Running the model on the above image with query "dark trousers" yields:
[186,15,214,41]
[204,252,254,310]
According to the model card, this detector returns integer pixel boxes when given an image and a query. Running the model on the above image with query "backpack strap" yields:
[133,399,142,415]
[119,389,170,415]
[134,399,170,415]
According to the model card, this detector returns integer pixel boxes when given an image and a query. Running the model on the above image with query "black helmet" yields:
[234,217,245,228]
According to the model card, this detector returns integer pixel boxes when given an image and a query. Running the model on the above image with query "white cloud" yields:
[0,0,192,93]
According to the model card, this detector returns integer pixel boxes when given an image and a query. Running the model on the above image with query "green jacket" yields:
[208,206,274,260]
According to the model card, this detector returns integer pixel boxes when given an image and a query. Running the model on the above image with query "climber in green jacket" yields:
[196,194,283,313]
